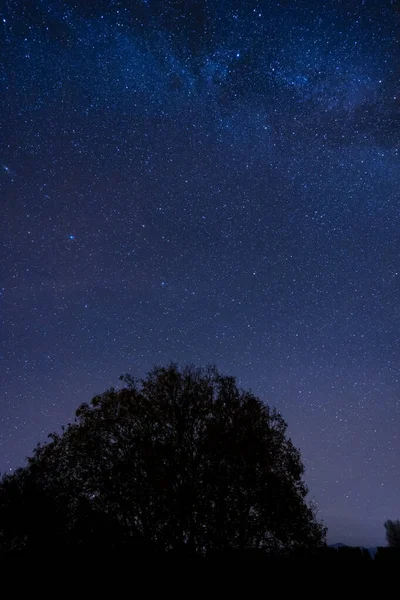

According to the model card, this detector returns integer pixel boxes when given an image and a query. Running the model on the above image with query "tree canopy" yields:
[0,365,326,557]
[384,520,400,549]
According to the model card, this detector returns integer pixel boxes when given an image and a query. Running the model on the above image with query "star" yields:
[1,0,399,550]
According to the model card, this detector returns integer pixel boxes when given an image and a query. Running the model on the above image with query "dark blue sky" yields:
[1,0,399,546]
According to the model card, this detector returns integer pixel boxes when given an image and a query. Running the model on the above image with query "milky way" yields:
[1,0,400,546]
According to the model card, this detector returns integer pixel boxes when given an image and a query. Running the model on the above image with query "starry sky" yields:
[1,0,400,546]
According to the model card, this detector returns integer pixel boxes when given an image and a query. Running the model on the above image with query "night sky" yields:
[1,0,400,547]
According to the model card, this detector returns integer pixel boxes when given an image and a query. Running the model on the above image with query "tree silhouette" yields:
[0,365,326,557]
[384,520,400,549]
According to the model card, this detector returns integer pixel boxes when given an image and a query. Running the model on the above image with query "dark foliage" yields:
[0,365,326,557]
[334,546,372,560]
[384,519,400,549]
[375,547,400,560]
[285,545,372,560]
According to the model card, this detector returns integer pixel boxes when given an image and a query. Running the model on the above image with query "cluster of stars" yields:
[1,0,399,547]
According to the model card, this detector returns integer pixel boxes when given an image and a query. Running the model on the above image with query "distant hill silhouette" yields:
[330,543,377,558]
